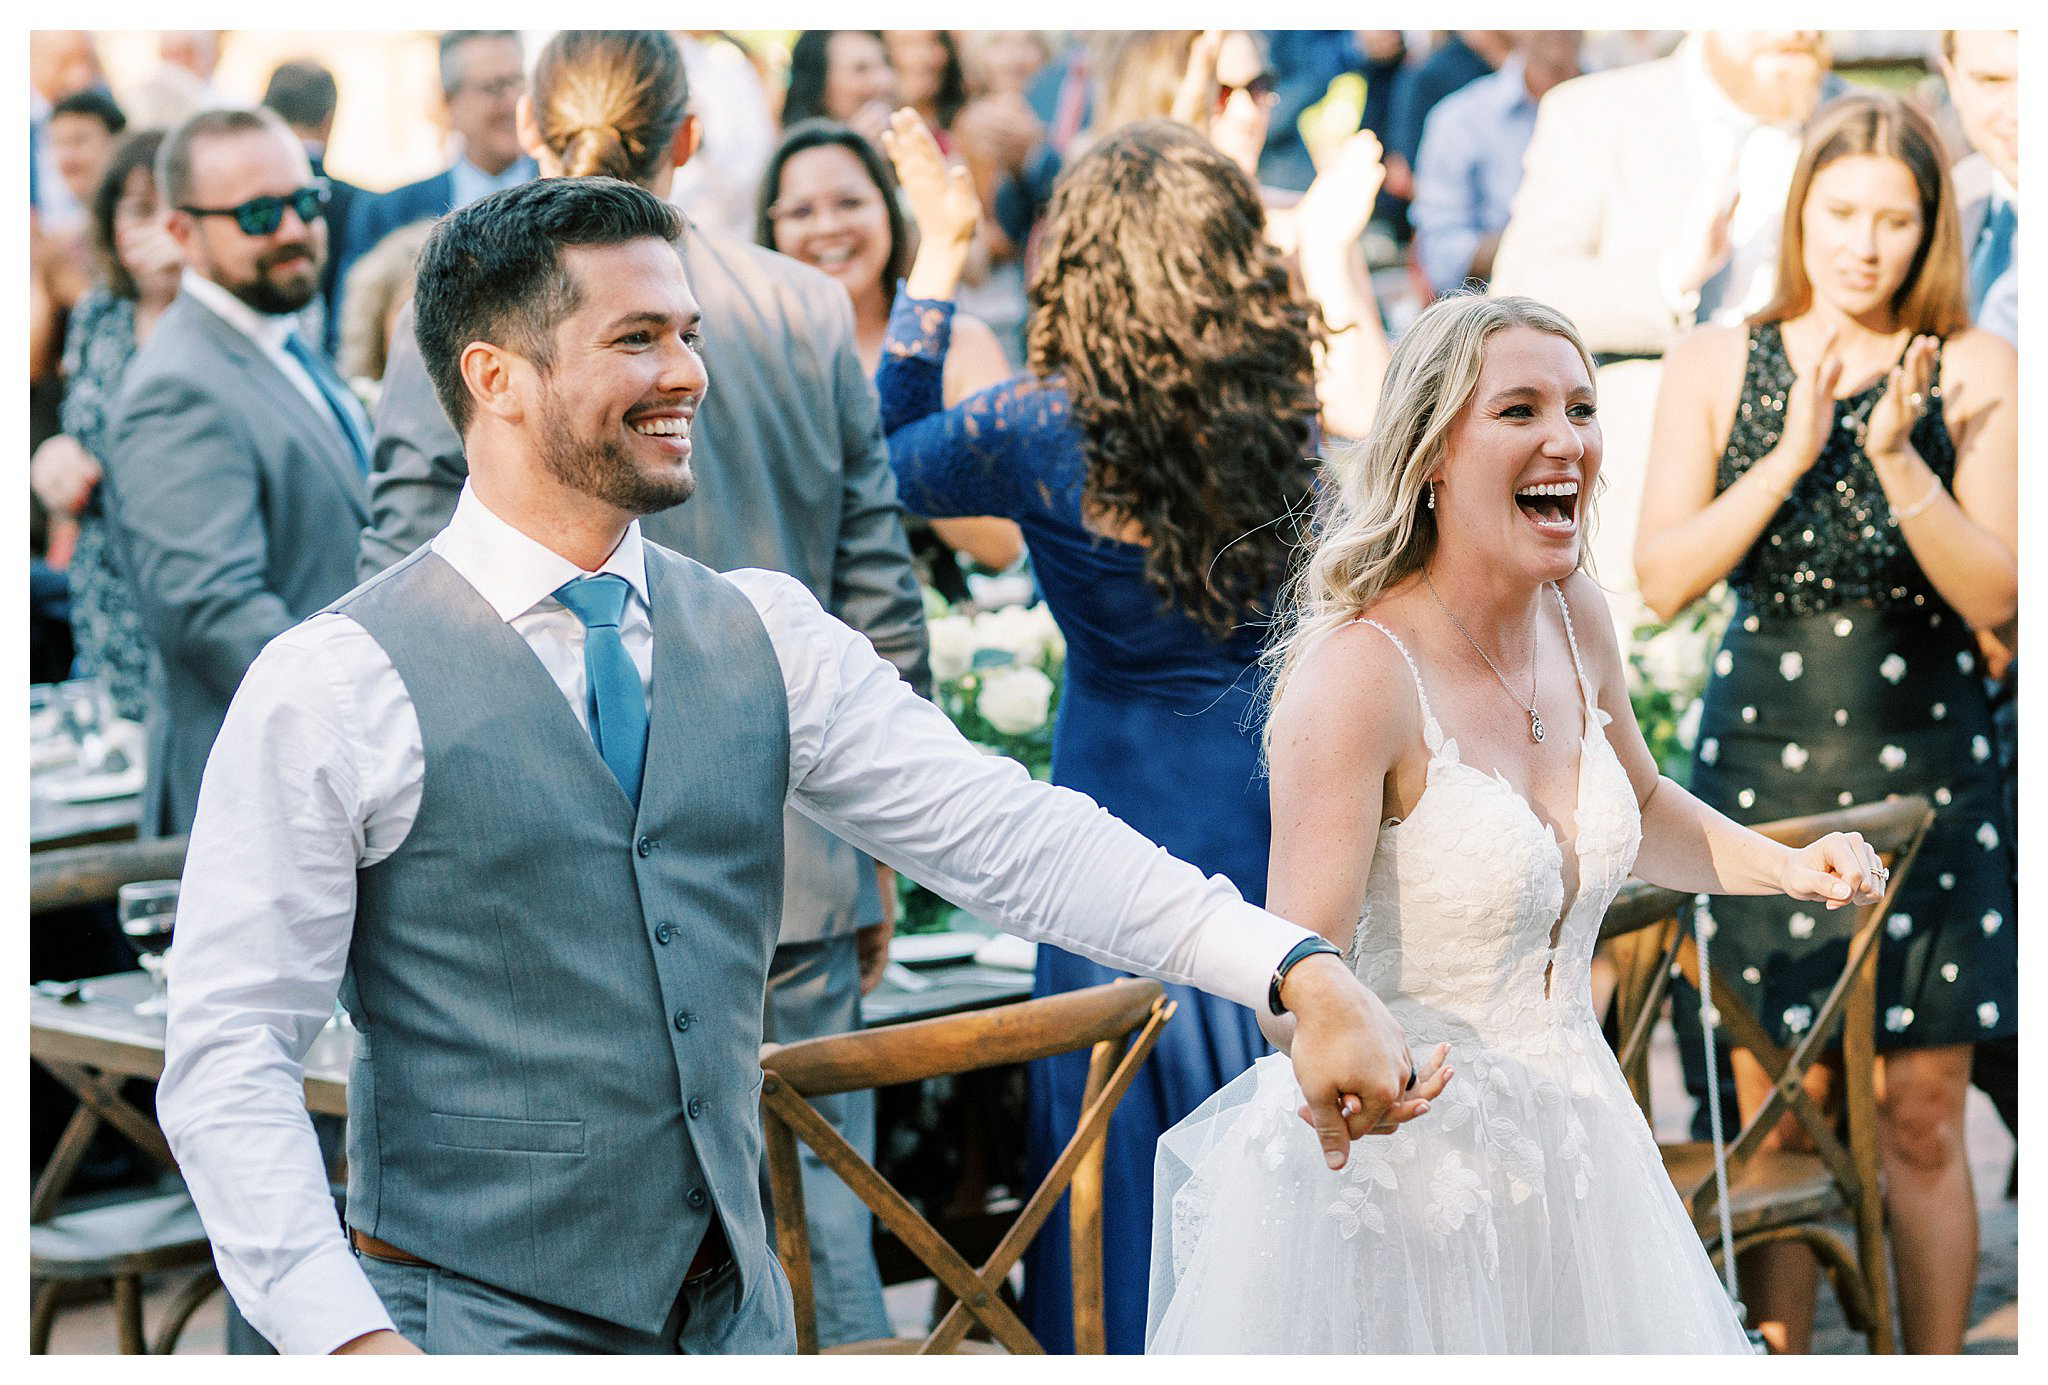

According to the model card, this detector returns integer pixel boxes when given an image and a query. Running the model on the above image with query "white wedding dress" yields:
[1147,590,1752,1353]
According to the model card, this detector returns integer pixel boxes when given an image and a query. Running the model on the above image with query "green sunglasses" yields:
[178,182,330,236]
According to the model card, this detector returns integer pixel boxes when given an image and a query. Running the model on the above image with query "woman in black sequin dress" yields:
[1636,93,2016,1355]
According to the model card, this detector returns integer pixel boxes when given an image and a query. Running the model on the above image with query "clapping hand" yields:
[1861,335,1939,461]
[1780,328,1845,471]
[1295,129,1387,257]
[1778,831,1889,912]
[882,108,980,300]
[30,434,102,516]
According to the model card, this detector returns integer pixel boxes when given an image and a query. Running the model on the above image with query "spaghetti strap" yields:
[1548,582,1608,725]
[1358,618,1448,756]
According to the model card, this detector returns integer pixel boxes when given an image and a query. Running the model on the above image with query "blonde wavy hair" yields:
[1262,293,1599,738]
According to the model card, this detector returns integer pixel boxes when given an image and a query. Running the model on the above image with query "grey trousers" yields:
[358,1250,796,1354]
[763,934,893,1346]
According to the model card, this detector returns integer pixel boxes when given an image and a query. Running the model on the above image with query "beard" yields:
[1707,37,1828,125]
[534,381,696,516]
[221,241,323,315]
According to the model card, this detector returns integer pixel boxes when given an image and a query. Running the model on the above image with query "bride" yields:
[1146,293,1886,1353]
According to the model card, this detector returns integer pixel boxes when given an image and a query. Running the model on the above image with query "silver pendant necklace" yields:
[1424,570,1544,743]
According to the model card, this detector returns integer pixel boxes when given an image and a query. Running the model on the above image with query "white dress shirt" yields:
[1665,34,1804,326]
[157,485,1314,1354]
[178,268,370,443]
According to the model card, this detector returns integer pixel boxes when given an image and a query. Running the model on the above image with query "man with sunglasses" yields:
[100,106,370,838]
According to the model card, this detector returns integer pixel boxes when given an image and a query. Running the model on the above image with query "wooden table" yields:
[28,957,1032,1207]
[30,787,142,853]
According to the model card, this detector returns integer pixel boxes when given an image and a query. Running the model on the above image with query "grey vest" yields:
[329,544,789,1333]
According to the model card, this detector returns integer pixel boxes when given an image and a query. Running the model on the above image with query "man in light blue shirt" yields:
[1411,32,1581,297]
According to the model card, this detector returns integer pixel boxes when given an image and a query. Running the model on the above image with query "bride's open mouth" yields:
[1513,479,1578,534]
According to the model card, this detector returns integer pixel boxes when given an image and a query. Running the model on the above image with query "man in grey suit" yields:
[356,38,923,1345]
[102,107,370,836]
[156,176,1438,1354]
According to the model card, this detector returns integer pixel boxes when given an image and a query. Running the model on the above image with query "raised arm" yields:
[1563,572,1885,908]
[1293,130,1393,443]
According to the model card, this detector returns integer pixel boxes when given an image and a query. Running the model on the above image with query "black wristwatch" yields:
[1268,937,1344,1016]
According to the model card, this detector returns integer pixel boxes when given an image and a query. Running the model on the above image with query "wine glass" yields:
[116,879,179,1017]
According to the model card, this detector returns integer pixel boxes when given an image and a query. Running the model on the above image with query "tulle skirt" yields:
[1146,1020,1755,1354]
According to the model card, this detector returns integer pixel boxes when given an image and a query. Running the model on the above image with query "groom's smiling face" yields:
[523,238,710,516]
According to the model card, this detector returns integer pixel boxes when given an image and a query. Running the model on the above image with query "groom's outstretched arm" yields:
[733,569,1445,1159]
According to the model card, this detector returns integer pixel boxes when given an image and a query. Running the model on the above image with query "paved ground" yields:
[42,1017,2018,1354]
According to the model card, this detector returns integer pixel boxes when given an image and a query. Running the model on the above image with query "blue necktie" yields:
[283,330,372,476]
[553,574,649,807]
[1969,199,2017,319]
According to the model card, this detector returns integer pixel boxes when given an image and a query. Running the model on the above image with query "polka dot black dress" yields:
[1689,322,2016,1053]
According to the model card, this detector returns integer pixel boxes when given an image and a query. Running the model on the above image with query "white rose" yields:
[977,665,1055,734]
[973,605,1051,667]
[928,615,978,683]
[1024,602,1066,664]
[1676,698,1704,750]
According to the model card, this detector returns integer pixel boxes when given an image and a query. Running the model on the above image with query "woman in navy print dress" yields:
[874,108,1387,1352]
[1637,93,2016,1355]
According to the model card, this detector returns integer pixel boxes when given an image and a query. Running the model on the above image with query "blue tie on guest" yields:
[284,330,372,476]
[1969,197,2016,319]
[553,574,650,807]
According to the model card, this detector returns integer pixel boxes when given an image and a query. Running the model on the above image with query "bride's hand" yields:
[1778,830,1887,911]
[1298,1041,1451,1135]
[1280,955,1454,1166]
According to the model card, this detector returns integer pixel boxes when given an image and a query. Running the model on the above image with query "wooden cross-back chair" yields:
[759,976,1174,1354]
[30,835,221,1354]
[1600,796,1933,1356]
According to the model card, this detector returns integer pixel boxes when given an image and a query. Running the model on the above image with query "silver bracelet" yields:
[1892,475,1946,524]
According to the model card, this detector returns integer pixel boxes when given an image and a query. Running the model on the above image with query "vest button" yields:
[686,1187,708,1209]
[687,1096,705,1119]
[636,836,655,858]
[654,922,674,945]
[673,1010,693,1032]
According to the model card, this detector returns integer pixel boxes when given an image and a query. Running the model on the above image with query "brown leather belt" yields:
[349,1219,732,1281]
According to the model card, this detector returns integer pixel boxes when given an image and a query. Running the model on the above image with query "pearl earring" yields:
[1427,483,1436,511]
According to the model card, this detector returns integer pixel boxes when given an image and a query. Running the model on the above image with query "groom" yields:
[155,177,1440,1355]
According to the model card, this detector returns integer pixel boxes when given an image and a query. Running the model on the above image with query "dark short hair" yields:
[92,128,166,300]
[440,30,521,99]
[262,60,339,131]
[156,106,294,209]
[52,87,126,137]
[411,176,683,435]
[757,119,913,290]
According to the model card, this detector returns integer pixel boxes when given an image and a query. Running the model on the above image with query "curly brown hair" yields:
[1026,119,1320,638]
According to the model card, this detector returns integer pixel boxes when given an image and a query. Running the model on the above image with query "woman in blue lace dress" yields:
[874,110,1387,1352]
[1637,93,2016,1355]
[27,129,177,723]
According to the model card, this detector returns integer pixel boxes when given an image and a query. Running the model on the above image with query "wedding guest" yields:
[1410,31,1580,296]
[758,119,1022,588]
[876,112,1389,1353]
[28,130,177,725]
[883,31,968,148]
[100,107,370,836]
[263,59,364,354]
[1384,30,1515,238]
[1636,92,2015,1355]
[781,31,897,144]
